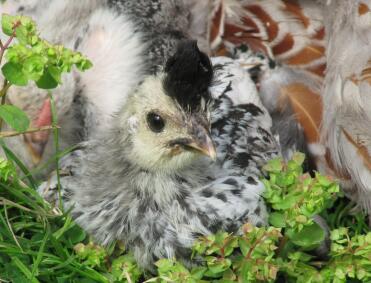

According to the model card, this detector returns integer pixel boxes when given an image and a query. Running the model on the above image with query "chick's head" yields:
[121,40,215,173]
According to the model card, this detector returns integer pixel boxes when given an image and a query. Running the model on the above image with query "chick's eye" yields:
[147,112,165,133]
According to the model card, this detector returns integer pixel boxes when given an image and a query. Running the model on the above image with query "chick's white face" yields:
[122,75,215,173]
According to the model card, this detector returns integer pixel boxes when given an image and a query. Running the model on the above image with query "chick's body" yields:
[40,51,278,270]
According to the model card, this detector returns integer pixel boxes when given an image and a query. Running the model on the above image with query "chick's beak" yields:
[186,136,216,160]
[169,117,217,160]
[186,123,217,161]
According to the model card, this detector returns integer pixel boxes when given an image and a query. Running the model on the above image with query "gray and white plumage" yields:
[39,51,279,271]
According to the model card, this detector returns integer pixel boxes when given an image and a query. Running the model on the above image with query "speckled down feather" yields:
[39,56,279,270]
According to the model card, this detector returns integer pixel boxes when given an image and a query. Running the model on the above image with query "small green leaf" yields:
[316,174,332,188]
[190,267,207,280]
[292,152,305,166]
[22,55,45,81]
[111,254,142,282]
[0,105,30,132]
[206,257,231,274]
[155,258,175,273]
[238,238,250,257]
[76,59,93,71]
[64,225,86,244]
[2,62,28,86]
[1,14,14,36]
[269,212,286,228]
[15,25,28,44]
[223,237,238,257]
[263,158,283,173]
[48,66,62,84]
[36,67,59,89]
[288,222,325,248]
[272,194,301,210]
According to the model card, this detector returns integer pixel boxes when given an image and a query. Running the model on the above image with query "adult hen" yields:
[320,0,371,214]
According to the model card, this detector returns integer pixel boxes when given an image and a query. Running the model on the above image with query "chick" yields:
[39,42,279,270]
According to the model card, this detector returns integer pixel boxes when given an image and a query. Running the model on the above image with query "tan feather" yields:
[272,33,294,55]
[358,2,370,15]
[313,27,325,40]
[285,45,325,65]
[342,129,371,171]
[324,149,351,180]
[283,0,310,28]
[210,2,224,48]
[279,83,322,143]
[360,60,371,84]
[245,4,279,41]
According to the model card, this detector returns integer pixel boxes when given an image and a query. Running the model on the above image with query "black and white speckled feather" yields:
[227,45,311,165]
[39,53,279,270]
[210,56,279,173]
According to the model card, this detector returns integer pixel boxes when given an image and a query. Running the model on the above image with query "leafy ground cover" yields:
[0,152,370,283]
[0,12,370,283]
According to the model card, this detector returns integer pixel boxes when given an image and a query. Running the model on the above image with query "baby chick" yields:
[39,42,279,270]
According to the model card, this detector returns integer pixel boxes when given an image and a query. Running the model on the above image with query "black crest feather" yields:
[163,40,213,112]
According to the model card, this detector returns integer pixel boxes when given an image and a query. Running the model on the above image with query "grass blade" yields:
[0,140,37,189]
[31,224,50,279]
[11,257,40,283]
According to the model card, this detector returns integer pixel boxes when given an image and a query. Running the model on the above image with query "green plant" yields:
[263,152,339,250]
[0,156,112,282]
[0,13,91,135]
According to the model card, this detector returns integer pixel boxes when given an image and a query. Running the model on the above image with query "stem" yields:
[0,197,33,212]
[0,34,15,65]
[3,203,24,252]
[276,235,288,256]
[0,21,21,129]
[0,80,10,97]
[48,92,63,212]
[245,234,268,260]
[0,80,12,130]
[124,271,133,283]
[0,125,59,138]
[0,20,20,65]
